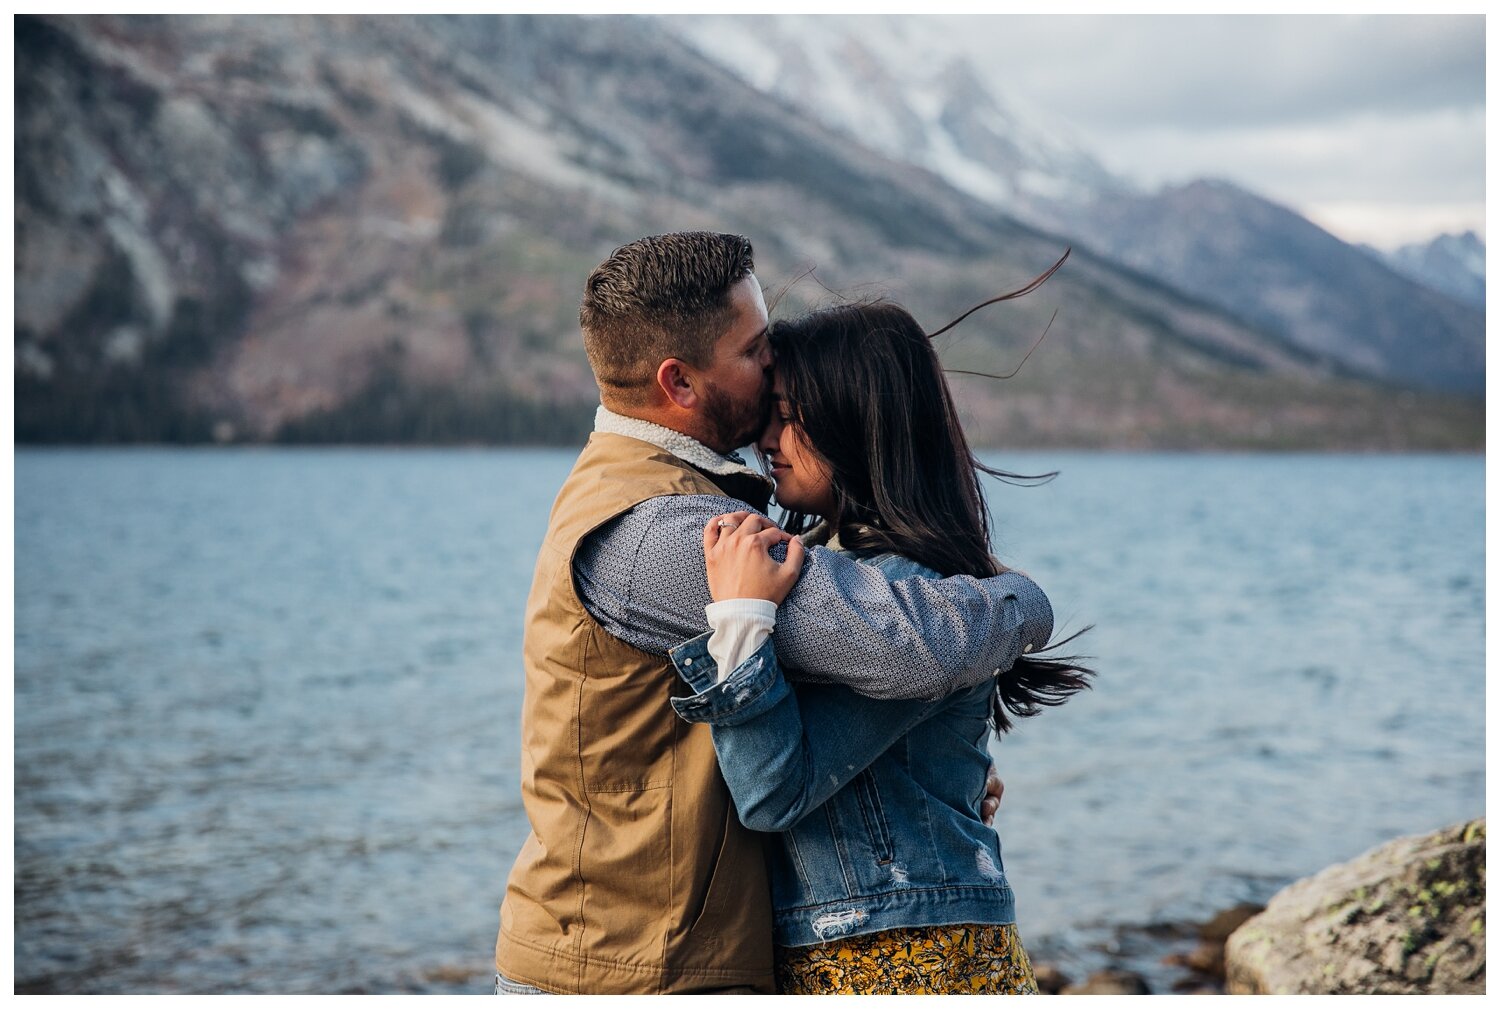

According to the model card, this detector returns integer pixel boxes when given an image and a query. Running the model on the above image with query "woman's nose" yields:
[758,417,782,453]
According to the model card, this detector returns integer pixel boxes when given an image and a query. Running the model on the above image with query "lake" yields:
[12,447,1485,993]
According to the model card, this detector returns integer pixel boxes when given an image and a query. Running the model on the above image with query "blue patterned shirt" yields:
[572,410,1053,701]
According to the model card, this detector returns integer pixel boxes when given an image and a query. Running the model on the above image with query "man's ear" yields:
[656,358,699,411]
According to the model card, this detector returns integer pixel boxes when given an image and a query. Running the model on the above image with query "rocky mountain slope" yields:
[663,15,1485,397]
[1370,231,1485,309]
[1058,180,1485,394]
[664,14,1125,218]
[14,14,1482,449]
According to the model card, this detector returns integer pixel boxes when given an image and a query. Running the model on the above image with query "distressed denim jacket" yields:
[668,551,1050,948]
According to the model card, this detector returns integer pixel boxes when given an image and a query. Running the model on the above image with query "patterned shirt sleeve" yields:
[573,493,1054,701]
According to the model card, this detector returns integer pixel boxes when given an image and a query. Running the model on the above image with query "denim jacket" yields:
[669,551,1047,948]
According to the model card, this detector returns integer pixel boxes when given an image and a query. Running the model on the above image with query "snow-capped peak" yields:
[659,14,1129,219]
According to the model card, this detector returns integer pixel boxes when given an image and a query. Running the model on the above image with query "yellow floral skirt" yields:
[774,922,1038,994]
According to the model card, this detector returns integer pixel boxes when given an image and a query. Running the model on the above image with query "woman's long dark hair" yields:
[766,284,1093,733]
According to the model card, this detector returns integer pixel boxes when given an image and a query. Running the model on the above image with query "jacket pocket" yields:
[675,805,774,979]
[685,811,731,936]
[575,787,672,965]
[853,769,895,865]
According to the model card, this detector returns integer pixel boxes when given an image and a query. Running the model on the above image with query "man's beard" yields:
[701,373,772,454]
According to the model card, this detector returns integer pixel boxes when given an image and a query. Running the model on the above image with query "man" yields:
[494,233,1051,994]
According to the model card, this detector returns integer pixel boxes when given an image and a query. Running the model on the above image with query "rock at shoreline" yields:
[1031,963,1071,994]
[1225,818,1485,994]
[1060,968,1151,995]
[1164,902,1266,987]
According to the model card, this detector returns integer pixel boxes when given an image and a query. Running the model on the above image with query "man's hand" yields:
[980,763,1004,827]
[990,553,1032,582]
[703,512,806,605]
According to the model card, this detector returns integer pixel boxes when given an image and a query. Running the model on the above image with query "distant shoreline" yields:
[12,442,1486,455]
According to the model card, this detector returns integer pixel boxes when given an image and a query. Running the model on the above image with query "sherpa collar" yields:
[593,405,761,479]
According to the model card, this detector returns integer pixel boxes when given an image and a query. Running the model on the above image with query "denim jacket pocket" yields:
[852,769,895,865]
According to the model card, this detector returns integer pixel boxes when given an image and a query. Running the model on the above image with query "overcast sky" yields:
[931,13,1484,249]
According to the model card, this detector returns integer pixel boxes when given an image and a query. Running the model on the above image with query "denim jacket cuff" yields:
[669,632,790,725]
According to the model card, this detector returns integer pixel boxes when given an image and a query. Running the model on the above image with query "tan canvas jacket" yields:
[495,432,775,994]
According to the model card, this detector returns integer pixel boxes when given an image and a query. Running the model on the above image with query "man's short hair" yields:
[580,232,755,404]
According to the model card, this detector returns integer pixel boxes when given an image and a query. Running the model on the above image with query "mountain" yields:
[1369,231,1485,309]
[1058,180,1486,394]
[13,14,1482,450]
[661,14,1485,397]
[662,14,1127,226]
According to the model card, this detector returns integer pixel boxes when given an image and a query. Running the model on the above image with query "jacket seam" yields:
[582,781,672,793]
[501,926,773,981]
[853,770,893,864]
[774,882,1015,915]
[572,627,590,988]
[663,692,678,980]
[784,826,812,895]
[824,802,857,897]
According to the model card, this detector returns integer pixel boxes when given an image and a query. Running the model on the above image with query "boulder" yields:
[1225,818,1485,994]
[1199,903,1266,944]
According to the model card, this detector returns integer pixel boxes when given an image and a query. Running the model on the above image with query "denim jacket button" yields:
[684,657,693,666]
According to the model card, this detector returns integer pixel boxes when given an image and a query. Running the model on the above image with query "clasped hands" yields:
[703,511,804,604]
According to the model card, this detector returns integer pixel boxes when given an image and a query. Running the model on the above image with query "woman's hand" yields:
[703,511,807,604]
[980,764,1004,827]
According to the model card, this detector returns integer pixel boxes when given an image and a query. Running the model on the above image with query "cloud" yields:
[1092,106,1485,202]
[929,13,1484,246]
[664,12,1485,247]
[943,14,1484,130]
[1300,201,1485,249]
[1086,106,1484,248]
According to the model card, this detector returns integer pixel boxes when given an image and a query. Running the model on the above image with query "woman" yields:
[666,297,1093,994]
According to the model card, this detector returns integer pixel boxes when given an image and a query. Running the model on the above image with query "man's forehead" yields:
[736,273,767,312]
[727,287,767,333]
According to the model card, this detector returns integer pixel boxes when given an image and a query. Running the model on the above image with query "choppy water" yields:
[14,448,1484,993]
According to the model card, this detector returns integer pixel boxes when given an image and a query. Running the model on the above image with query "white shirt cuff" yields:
[705,599,778,682]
